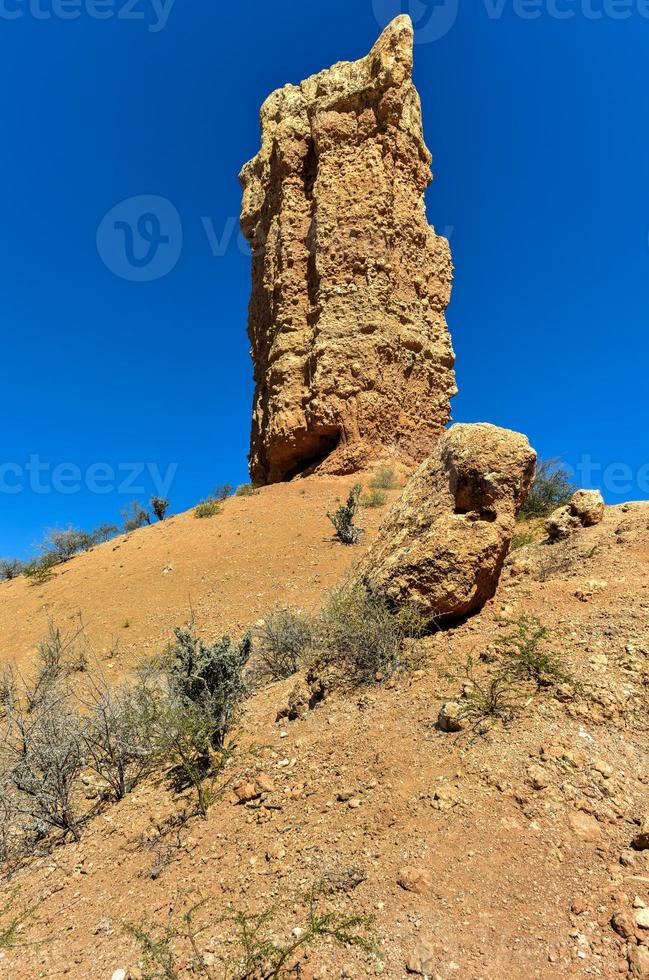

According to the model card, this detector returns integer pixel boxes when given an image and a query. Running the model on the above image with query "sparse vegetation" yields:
[235,484,259,497]
[165,625,251,751]
[370,465,399,491]
[1,672,85,842]
[327,484,363,545]
[0,558,24,581]
[92,523,119,543]
[316,582,424,684]
[214,484,234,502]
[81,673,159,801]
[194,497,223,519]
[23,553,58,586]
[519,458,576,520]
[254,609,313,682]
[510,527,537,551]
[194,485,233,519]
[122,500,152,532]
[447,656,521,731]
[125,884,375,980]
[151,497,169,521]
[495,615,572,687]
[0,889,38,950]
[361,487,388,509]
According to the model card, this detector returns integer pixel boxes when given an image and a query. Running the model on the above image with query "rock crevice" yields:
[240,15,457,484]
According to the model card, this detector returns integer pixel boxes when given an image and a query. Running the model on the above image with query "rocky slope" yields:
[1,483,648,979]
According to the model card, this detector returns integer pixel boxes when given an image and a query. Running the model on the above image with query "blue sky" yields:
[1,0,648,559]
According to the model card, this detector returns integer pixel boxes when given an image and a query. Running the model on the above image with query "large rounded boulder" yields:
[359,423,537,624]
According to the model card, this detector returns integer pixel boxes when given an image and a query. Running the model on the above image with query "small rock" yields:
[529,766,550,791]
[629,945,649,979]
[233,781,259,803]
[254,774,275,794]
[405,940,437,976]
[437,702,465,733]
[266,842,286,862]
[111,971,126,980]
[612,911,635,940]
[397,867,433,895]
[592,760,614,779]
[635,908,649,929]
[569,812,601,842]
[632,820,649,851]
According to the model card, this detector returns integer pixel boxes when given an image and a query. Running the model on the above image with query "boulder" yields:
[546,490,605,541]
[359,423,536,624]
[240,16,456,484]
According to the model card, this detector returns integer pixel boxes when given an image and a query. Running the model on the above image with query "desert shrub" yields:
[370,465,399,491]
[194,498,223,519]
[39,527,94,563]
[125,885,375,980]
[328,484,363,545]
[148,697,224,819]
[254,609,313,682]
[28,621,88,711]
[165,625,251,751]
[151,497,169,522]
[81,674,159,801]
[0,558,24,581]
[3,685,85,841]
[495,615,571,687]
[92,523,119,544]
[361,488,388,509]
[235,484,258,497]
[519,458,576,520]
[23,553,58,586]
[0,889,38,950]
[446,656,521,732]
[510,528,537,552]
[316,582,424,684]
[213,484,234,501]
[122,501,152,532]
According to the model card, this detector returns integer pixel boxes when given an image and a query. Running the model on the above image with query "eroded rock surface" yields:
[546,490,606,542]
[359,423,537,624]
[240,16,456,484]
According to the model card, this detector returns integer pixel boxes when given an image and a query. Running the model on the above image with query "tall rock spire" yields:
[240,15,457,484]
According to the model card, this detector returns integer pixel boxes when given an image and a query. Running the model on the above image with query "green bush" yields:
[194,498,223,519]
[125,885,375,980]
[519,459,576,520]
[23,553,58,586]
[150,497,169,521]
[328,484,363,545]
[361,488,388,509]
[370,465,399,491]
[495,615,572,687]
[235,483,259,497]
[254,609,313,682]
[316,582,424,684]
[165,625,251,750]
[509,528,537,552]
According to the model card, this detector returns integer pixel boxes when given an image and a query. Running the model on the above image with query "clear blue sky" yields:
[1,0,648,559]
